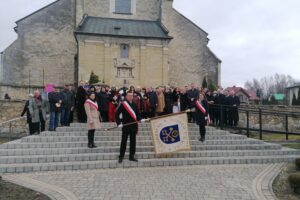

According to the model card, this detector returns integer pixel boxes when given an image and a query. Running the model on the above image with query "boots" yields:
[88,131,93,148]
[91,131,97,148]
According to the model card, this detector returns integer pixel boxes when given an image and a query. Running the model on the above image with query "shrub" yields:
[288,173,300,194]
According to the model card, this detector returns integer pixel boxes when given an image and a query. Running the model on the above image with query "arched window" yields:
[115,0,131,14]
[120,44,129,58]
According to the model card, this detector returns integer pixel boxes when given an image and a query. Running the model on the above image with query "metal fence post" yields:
[259,109,262,140]
[285,114,289,140]
[220,105,224,130]
[9,122,12,141]
[246,110,250,138]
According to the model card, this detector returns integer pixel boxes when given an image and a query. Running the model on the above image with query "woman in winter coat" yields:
[29,90,48,134]
[84,92,101,148]
[156,87,165,116]
[195,93,209,142]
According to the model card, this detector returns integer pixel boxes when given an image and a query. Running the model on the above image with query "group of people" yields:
[75,82,240,127]
[21,84,76,134]
[20,81,241,162]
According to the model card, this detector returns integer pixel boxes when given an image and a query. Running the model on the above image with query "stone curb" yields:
[252,163,284,200]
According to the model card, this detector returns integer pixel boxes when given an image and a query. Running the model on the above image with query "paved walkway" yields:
[2,164,283,200]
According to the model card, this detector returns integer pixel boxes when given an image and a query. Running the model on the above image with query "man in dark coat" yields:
[48,86,62,131]
[76,81,87,123]
[227,91,235,126]
[179,88,189,112]
[147,87,158,118]
[60,84,75,126]
[187,83,199,123]
[97,87,110,122]
[115,91,142,163]
[164,87,173,114]
[195,93,208,142]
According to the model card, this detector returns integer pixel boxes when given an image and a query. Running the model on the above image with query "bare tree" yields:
[244,74,297,98]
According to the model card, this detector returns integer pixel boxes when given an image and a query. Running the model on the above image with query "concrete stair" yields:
[0,123,299,173]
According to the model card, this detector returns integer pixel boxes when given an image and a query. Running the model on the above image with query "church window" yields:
[115,0,132,14]
[120,44,129,58]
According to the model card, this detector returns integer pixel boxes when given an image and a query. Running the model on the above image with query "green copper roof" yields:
[75,16,173,39]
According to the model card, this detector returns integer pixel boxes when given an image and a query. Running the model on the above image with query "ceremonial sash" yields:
[85,99,98,110]
[122,101,137,122]
[195,101,206,114]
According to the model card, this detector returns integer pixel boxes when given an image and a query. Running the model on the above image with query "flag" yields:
[150,112,191,155]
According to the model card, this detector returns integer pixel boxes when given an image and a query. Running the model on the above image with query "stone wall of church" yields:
[161,0,221,87]
[1,0,77,88]
[76,0,160,25]
[77,35,169,87]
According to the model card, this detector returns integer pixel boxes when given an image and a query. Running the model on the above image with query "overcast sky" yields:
[1,0,300,87]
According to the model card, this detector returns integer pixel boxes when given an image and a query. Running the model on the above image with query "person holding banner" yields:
[115,91,142,163]
[195,93,209,142]
[84,92,101,148]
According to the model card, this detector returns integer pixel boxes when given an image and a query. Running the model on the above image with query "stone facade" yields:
[1,0,221,98]
[1,0,77,88]
[77,35,170,87]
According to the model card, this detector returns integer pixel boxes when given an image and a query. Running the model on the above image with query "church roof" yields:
[75,16,173,39]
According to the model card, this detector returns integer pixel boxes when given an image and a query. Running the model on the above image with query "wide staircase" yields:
[0,123,299,173]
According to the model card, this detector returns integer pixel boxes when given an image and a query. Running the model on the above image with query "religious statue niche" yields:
[113,58,135,78]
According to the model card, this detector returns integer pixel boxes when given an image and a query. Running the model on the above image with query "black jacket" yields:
[97,92,110,112]
[187,89,199,108]
[195,100,208,126]
[148,91,158,109]
[60,89,75,109]
[21,100,32,124]
[115,101,141,133]
[48,91,62,112]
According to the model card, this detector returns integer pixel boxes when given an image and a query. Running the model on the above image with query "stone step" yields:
[0,155,298,173]
[0,139,264,149]
[0,149,299,165]
[40,130,230,137]
[56,127,209,132]
[21,134,247,143]
[69,123,201,128]
[0,143,283,156]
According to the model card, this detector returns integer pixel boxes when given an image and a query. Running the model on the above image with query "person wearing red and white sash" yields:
[115,91,143,163]
[84,92,101,148]
[195,93,209,142]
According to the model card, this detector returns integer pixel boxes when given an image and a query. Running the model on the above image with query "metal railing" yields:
[208,104,300,140]
[0,116,26,140]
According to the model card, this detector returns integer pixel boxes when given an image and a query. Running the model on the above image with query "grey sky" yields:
[1,0,300,87]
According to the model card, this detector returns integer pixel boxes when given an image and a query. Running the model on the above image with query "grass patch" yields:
[0,138,10,144]
[282,143,300,150]
[0,178,51,200]
[249,133,300,141]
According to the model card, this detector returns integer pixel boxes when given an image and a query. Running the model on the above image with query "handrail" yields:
[0,116,26,126]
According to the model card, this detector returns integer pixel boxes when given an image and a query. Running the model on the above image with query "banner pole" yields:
[102,109,191,131]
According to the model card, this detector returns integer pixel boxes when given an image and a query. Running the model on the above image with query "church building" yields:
[0,0,221,98]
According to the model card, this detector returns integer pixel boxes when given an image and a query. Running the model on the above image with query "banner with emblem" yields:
[150,112,191,155]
